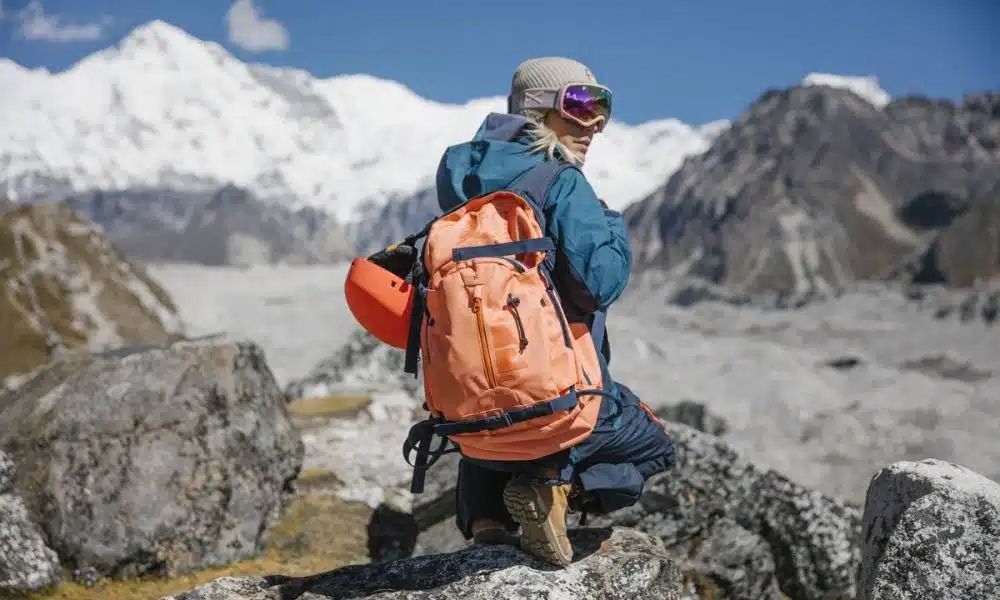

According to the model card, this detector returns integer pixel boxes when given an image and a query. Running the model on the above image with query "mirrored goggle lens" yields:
[560,85,612,124]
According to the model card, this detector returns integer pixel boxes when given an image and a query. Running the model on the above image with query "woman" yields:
[430,56,677,566]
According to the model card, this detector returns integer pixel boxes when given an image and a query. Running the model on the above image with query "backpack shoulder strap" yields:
[508,160,579,214]
[511,160,611,363]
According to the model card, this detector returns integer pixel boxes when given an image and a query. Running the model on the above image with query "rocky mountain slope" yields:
[624,87,1000,296]
[0,203,183,381]
[55,184,355,265]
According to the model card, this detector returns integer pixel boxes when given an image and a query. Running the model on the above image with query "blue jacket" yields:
[435,112,632,392]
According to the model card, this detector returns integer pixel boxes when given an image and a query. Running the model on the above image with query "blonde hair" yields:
[520,109,585,166]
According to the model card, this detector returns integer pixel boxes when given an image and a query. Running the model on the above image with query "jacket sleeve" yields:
[542,167,633,313]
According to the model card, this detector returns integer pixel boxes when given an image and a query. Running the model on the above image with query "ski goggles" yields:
[515,83,613,128]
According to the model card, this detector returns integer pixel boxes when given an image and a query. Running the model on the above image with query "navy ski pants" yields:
[454,382,676,539]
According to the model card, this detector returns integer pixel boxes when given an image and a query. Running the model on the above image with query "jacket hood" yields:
[435,113,548,212]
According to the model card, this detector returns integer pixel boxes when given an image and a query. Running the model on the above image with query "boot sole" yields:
[502,478,573,566]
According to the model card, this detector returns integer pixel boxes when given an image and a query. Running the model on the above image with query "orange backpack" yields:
[396,161,615,493]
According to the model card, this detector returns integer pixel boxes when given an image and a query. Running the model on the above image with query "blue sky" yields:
[1,0,997,125]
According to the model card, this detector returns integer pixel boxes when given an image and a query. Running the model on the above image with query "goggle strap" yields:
[517,88,559,111]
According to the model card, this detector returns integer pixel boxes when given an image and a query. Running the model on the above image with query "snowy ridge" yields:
[803,73,891,108]
[0,20,725,218]
[1,20,895,221]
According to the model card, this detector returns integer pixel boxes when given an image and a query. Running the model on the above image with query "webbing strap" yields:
[509,160,577,212]
[403,283,426,376]
[402,419,457,494]
[452,237,554,262]
[591,309,607,357]
[433,391,579,437]
[402,391,579,494]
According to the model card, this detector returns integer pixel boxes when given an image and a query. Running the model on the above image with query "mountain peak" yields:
[121,19,198,47]
[802,73,891,108]
[91,19,229,68]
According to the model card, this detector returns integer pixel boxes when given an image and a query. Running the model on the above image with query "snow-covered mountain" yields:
[1,19,727,221]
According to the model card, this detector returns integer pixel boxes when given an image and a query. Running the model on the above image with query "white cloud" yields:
[15,0,111,42]
[225,0,288,52]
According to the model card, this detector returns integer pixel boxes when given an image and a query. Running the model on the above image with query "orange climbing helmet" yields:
[343,256,414,349]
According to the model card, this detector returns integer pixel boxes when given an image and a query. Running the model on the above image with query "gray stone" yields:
[0,338,304,580]
[857,459,1000,600]
[667,517,783,600]
[379,422,859,600]
[655,400,730,436]
[0,493,61,595]
[160,527,684,600]
[588,423,860,600]
[0,451,14,494]
[285,329,423,401]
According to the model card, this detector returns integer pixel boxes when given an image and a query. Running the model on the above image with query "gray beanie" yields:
[508,56,599,114]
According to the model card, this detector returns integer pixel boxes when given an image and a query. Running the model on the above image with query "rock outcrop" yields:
[0,202,184,381]
[58,184,357,266]
[654,400,729,436]
[284,329,421,401]
[624,87,1000,297]
[373,422,860,600]
[160,527,686,600]
[857,459,1000,600]
[904,279,1000,325]
[0,337,303,580]
[0,450,60,596]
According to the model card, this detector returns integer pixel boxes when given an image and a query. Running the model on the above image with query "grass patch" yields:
[288,394,371,418]
[22,491,373,600]
[295,468,344,493]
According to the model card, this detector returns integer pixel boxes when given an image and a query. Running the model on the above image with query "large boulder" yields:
[0,337,304,580]
[159,527,686,600]
[857,459,1000,600]
[0,202,184,381]
[572,423,860,600]
[375,422,859,600]
[0,450,61,596]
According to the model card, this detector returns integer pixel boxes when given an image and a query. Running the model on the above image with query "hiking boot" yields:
[471,518,509,545]
[502,474,574,566]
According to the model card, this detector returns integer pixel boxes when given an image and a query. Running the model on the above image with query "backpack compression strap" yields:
[509,160,610,358]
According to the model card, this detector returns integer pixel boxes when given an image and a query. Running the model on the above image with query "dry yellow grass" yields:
[23,487,373,600]
[287,394,371,418]
[0,203,178,381]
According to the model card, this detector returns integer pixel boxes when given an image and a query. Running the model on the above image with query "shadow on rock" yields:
[162,527,685,600]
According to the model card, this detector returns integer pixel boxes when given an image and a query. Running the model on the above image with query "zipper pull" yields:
[505,294,529,353]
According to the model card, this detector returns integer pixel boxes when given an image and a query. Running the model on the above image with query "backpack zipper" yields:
[472,296,498,387]
[501,258,526,273]
[544,286,572,349]
[541,282,594,385]
[422,313,433,364]
[505,294,529,353]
